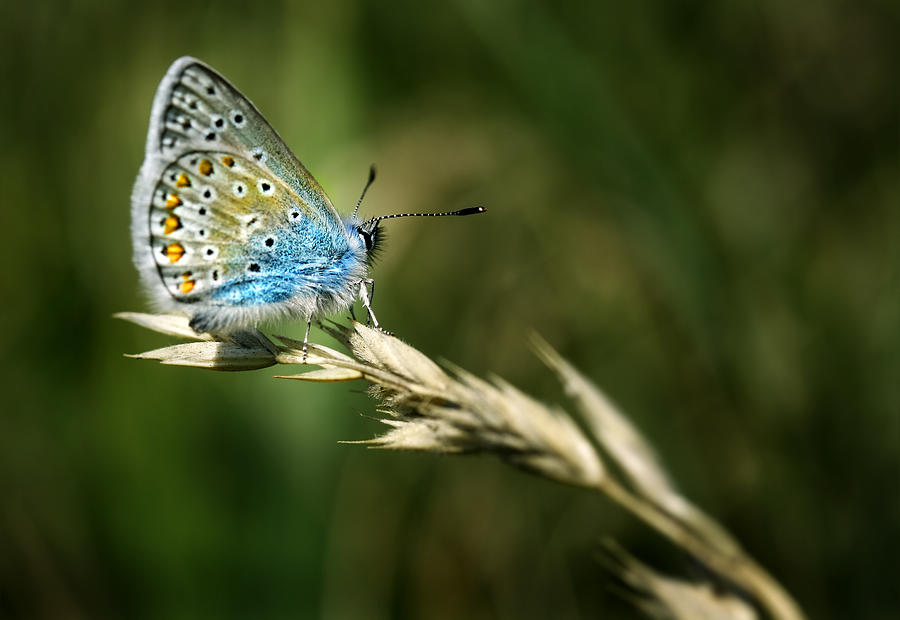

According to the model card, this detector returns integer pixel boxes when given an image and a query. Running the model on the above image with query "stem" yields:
[597,477,806,620]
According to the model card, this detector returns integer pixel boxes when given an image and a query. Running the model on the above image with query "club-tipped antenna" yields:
[352,165,377,220]
[364,206,487,227]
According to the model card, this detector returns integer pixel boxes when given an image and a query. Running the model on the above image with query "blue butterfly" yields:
[132,57,484,344]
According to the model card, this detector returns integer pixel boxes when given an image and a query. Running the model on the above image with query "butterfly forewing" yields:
[150,59,340,227]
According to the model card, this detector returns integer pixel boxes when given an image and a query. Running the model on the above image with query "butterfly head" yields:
[355,217,384,265]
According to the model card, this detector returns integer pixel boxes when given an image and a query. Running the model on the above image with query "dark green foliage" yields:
[1,1,896,618]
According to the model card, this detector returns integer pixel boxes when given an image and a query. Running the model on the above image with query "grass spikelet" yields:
[118,313,807,620]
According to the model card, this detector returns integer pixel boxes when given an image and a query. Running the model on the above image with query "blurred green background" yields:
[2,1,897,618]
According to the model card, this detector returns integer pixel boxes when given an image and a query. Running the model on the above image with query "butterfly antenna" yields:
[365,206,487,227]
[352,165,377,220]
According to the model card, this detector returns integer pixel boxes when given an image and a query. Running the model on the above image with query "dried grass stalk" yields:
[118,313,806,620]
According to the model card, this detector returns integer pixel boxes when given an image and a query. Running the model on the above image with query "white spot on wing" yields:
[257,179,274,196]
[243,212,263,232]
[229,110,246,128]
[199,186,217,202]
[251,147,267,164]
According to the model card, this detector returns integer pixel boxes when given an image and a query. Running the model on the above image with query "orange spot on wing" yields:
[163,215,181,234]
[164,243,185,263]
[165,193,182,209]
[176,173,191,187]
[221,156,235,167]
[180,279,195,293]
[198,159,213,176]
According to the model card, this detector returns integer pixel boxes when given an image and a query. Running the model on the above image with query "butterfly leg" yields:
[359,279,394,335]
[301,319,311,362]
[358,279,381,329]
[366,279,377,323]
[359,279,379,328]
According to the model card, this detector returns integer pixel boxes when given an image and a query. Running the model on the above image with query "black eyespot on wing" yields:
[265,238,274,247]
[248,263,260,272]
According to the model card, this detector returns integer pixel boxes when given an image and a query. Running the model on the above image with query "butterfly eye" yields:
[357,228,373,251]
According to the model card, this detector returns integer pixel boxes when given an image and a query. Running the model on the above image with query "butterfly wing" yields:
[132,57,365,332]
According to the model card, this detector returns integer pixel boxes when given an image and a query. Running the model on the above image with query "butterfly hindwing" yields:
[148,151,276,301]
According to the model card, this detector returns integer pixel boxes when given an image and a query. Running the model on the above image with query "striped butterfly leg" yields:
[359,279,393,336]
[301,319,312,362]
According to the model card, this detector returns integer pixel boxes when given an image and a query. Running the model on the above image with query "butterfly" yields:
[132,57,484,346]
